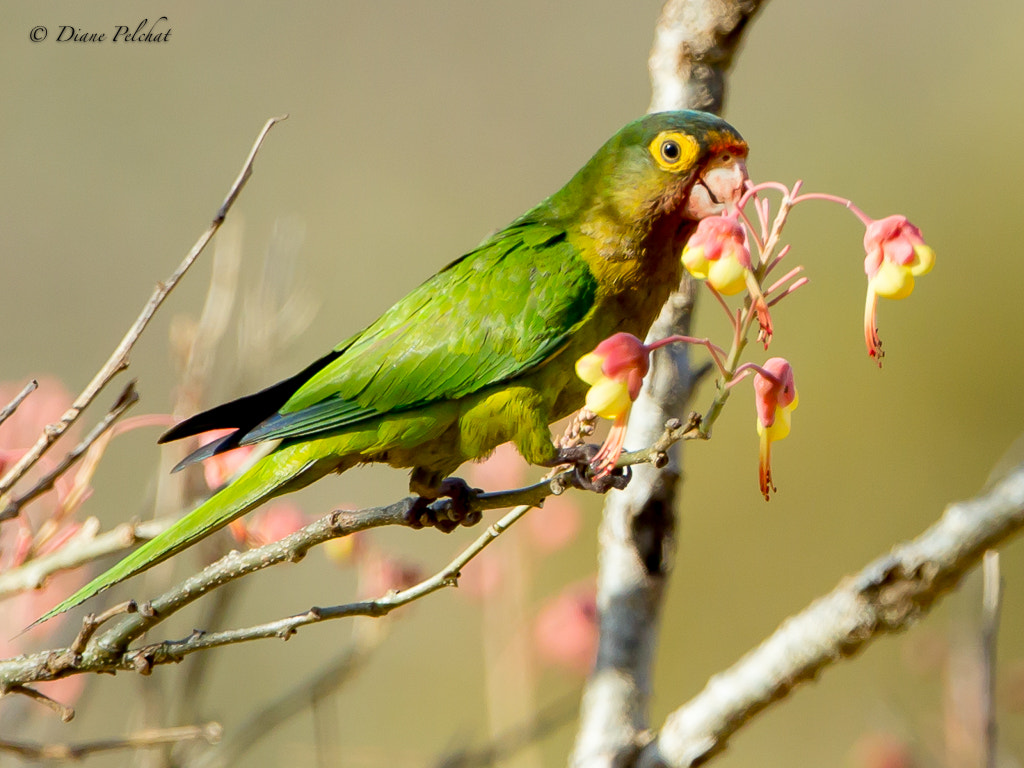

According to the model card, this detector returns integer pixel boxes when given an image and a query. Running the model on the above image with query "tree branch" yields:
[0,381,139,523]
[636,463,1024,768]
[0,422,699,689]
[0,517,174,600]
[0,115,287,519]
[573,3,766,767]
[0,722,221,761]
[0,380,38,431]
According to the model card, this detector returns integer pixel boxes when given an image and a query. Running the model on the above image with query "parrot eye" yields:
[661,140,681,163]
[649,130,699,173]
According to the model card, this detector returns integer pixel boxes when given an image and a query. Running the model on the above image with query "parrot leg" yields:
[544,444,632,494]
[407,469,483,532]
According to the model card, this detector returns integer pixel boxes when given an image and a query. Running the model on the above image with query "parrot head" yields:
[537,111,748,266]
[607,110,748,222]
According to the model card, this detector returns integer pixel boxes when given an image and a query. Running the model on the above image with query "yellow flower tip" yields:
[870,259,915,300]
[575,353,606,385]
[707,255,748,295]
[911,244,935,276]
[682,245,710,279]
[584,378,632,421]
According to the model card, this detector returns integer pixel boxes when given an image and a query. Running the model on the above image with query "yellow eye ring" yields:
[649,131,700,172]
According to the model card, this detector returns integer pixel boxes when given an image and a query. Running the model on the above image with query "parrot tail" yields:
[30,442,329,630]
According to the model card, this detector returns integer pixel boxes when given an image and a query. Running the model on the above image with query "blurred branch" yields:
[0,115,288,520]
[981,550,1002,768]
[0,722,221,761]
[0,381,139,523]
[0,516,174,600]
[637,462,1024,768]
[574,2,766,767]
[0,380,38,431]
[433,692,581,768]
[194,637,380,768]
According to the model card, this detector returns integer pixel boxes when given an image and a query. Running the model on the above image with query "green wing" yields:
[240,222,598,444]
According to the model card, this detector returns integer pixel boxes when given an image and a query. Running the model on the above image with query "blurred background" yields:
[3,1,1024,766]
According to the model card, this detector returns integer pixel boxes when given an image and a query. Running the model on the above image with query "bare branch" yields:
[0,381,139,523]
[1,684,75,722]
[0,517,173,600]
[0,722,221,761]
[648,0,764,114]
[0,425,695,687]
[194,638,380,768]
[0,380,38,431]
[0,115,288,515]
[637,463,1024,768]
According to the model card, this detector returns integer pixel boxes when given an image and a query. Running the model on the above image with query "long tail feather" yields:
[30,443,325,629]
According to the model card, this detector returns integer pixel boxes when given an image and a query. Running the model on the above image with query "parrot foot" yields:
[406,475,483,533]
[547,444,631,494]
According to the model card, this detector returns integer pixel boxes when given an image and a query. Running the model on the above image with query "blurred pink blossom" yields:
[467,441,526,491]
[229,502,312,548]
[525,496,581,554]
[459,548,505,600]
[849,732,915,768]
[198,429,256,490]
[534,580,598,676]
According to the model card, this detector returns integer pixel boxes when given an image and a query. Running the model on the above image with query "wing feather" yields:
[241,224,597,445]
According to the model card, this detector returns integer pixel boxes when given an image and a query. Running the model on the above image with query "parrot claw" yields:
[406,476,483,533]
[549,444,632,494]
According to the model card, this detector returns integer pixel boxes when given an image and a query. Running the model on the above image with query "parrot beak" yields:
[683,156,748,219]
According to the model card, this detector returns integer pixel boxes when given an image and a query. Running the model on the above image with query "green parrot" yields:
[37,110,748,625]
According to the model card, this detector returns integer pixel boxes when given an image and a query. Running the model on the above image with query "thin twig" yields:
[433,692,581,768]
[0,722,221,761]
[0,423,689,686]
[2,684,75,722]
[0,516,175,600]
[194,639,380,768]
[0,380,38,431]
[0,381,139,523]
[0,115,287,516]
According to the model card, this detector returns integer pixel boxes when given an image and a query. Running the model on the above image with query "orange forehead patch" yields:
[704,129,749,156]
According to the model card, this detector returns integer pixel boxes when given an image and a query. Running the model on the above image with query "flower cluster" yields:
[576,178,934,498]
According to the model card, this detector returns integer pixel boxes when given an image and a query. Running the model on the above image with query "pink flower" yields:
[682,214,752,295]
[575,333,650,477]
[862,215,935,364]
[682,214,773,345]
[753,358,798,500]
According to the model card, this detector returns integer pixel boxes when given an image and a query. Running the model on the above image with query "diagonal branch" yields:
[0,380,38,431]
[637,463,1024,768]
[0,517,174,600]
[0,115,288,520]
[0,381,139,523]
[0,422,699,689]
